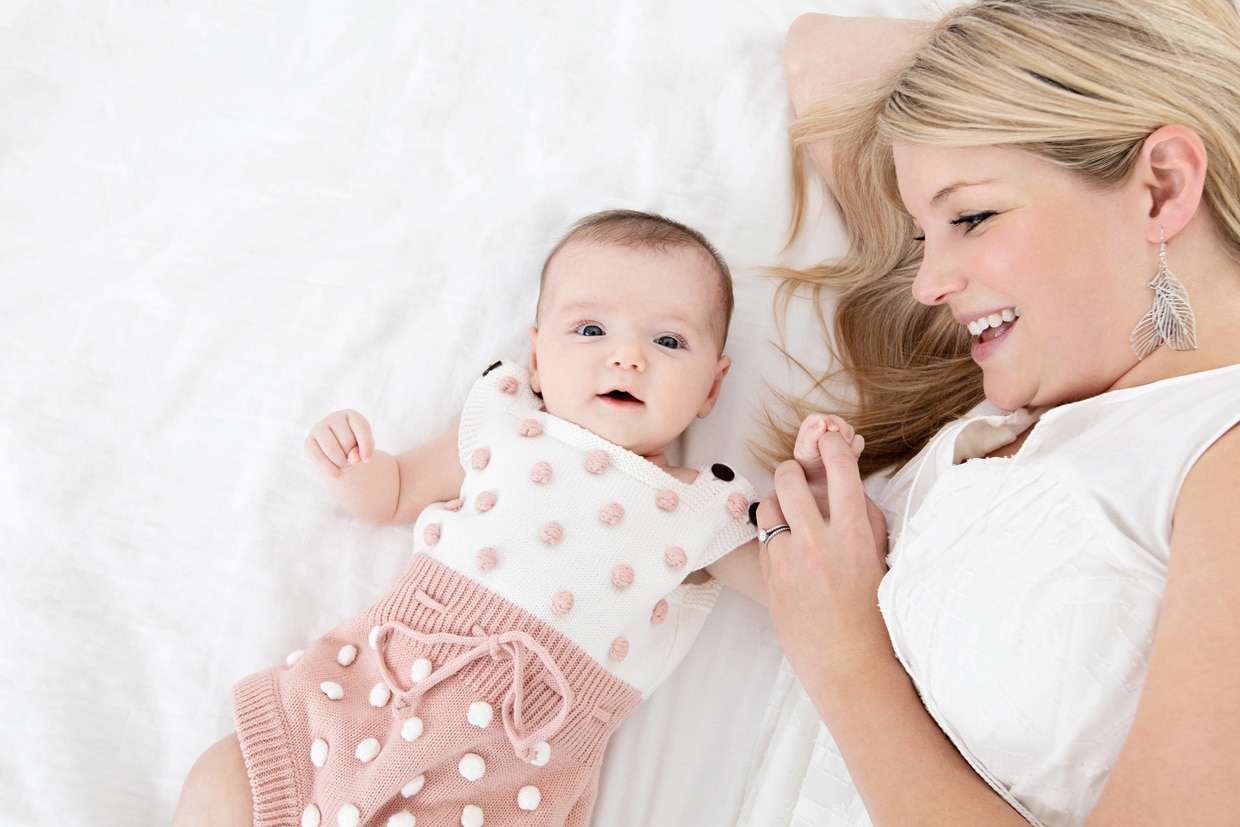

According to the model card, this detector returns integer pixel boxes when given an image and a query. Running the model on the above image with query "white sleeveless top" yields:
[740,364,1240,827]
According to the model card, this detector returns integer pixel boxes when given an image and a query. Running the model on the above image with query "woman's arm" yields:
[764,416,1240,826]
[758,433,1028,825]
[1087,424,1240,823]
[783,13,931,192]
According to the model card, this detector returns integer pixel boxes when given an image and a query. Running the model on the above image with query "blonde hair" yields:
[769,0,1240,475]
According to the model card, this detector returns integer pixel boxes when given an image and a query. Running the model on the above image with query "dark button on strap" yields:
[711,462,735,481]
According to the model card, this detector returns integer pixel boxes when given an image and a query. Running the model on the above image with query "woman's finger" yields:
[772,459,828,534]
[817,429,869,526]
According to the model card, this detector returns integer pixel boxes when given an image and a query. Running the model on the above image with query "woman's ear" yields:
[1139,124,1208,242]
[526,326,541,393]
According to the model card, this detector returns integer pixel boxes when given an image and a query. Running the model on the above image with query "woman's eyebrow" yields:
[931,178,994,207]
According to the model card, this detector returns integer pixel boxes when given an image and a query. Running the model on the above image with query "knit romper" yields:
[232,361,757,827]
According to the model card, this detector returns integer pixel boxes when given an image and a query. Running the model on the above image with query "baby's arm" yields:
[304,410,465,526]
[703,539,765,604]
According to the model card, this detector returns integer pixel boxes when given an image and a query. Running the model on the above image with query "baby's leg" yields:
[170,733,253,827]
[792,414,864,515]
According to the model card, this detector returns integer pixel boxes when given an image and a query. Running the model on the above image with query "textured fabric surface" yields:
[235,554,642,827]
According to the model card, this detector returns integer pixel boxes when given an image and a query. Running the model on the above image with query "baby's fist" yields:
[304,409,375,479]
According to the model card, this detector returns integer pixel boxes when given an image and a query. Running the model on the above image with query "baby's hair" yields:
[539,209,735,351]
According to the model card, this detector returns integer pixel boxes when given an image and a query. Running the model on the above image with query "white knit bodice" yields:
[411,361,757,696]
[740,364,1240,827]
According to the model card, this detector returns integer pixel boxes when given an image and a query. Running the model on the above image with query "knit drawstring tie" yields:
[373,620,574,763]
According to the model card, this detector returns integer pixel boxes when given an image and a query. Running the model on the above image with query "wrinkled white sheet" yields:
[0,1,928,824]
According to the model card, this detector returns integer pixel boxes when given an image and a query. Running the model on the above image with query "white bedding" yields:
[0,1,932,824]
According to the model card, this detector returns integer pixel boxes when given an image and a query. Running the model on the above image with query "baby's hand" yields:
[793,413,864,516]
[304,409,375,479]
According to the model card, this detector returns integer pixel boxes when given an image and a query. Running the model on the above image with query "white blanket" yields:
[0,1,930,824]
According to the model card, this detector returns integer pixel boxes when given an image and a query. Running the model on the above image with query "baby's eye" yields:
[576,323,605,337]
[654,334,685,350]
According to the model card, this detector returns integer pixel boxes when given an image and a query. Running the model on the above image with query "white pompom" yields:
[400,774,426,798]
[467,700,494,728]
[369,682,392,707]
[320,681,344,700]
[337,644,358,666]
[529,741,551,767]
[337,804,361,827]
[410,658,433,683]
[517,785,541,811]
[355,737,381,763]
[388,812,416,827]
[286,649,306,667]
[310,738,329,768]
[401,716,424,741]
[301,804,321,827]
[458,752,486,781]
[460,804,484,827]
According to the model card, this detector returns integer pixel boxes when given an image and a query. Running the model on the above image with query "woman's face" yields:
[894,142,1153,411]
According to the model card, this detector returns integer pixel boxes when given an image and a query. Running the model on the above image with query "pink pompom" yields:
[476,547,498,572]
[423,524,441,547]
[585,450,609,475]
[530,461,553,484]
[474,490,497,513]
[498,376,519,394]
[727,492,749,518]
[611,564,635,589]
[442,498,464,512]
[664,546,687,569]
[655,490,679,511]
[551,590,575,615]
[651,600,669,625]
[540,521,564,545]
[519,419,542,437]
[599,502,625,525]
[471,449,491,471]
[608,637,630,662]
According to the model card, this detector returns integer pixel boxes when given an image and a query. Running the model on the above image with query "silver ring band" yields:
[758,523,791,547]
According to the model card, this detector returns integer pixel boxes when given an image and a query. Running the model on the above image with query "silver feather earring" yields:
[1129,229,1198,360]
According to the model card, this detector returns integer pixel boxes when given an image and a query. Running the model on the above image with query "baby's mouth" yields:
[602,390,642,404]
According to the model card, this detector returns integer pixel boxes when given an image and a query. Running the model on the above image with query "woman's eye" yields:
[950,211,996,233]
[576,323,604,337]
[654,335,684,350]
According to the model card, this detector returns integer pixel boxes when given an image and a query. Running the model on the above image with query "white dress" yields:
[739,364,1240,827]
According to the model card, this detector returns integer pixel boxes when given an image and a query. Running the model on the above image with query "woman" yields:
[745,1,1240,825]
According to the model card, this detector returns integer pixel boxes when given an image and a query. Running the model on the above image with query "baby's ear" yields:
[526,326,541,393]
[696,354,732,418]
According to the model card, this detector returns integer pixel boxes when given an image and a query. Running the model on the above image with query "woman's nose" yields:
[910,245,965,307]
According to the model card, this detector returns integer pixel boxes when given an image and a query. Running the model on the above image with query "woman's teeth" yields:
[967,307,1021,336]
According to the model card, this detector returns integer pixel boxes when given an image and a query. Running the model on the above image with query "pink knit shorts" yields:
[232,553,643,827]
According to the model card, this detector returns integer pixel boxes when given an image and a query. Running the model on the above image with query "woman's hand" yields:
[756,427,891,684]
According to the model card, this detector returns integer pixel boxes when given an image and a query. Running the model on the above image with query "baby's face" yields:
[527,240,730,465]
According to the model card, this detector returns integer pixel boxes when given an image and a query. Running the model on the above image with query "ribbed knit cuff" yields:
[232,670,303,827]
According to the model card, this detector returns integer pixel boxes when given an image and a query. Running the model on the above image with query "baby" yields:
[172,209,760,827]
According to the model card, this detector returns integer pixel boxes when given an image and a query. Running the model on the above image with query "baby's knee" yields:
[171,734,252,827]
